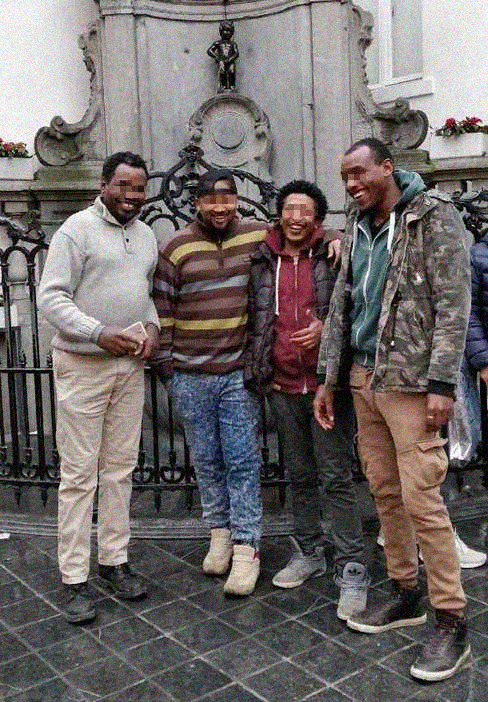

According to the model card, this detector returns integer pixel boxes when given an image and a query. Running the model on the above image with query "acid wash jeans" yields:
[170,369,263,546]
[268,389,365,569]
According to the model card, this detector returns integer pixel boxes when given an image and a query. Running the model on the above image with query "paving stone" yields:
[0,631,30,663]
[245,661,325,702]
[205,636,282,678]
[255,619,326,657]
[151,658,232,701]
[0,653,56,697]
[172,616,243,653]
[5,678,89,702]
[199,684,268,702]
[123,635,193,674]
[292,639,371,683]
[0,597,58,628]
[97,679,174,701]
[142,598,206,633]
[335,663,419,702]
[218,599,287,634]
[63,655,143,697]
[95,615,162,651]
[38,632,111,673]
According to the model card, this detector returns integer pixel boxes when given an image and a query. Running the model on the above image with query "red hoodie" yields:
[266,226,325,394]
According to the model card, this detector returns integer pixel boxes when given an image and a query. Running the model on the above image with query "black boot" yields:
[99,563,147,600]
[61,582,96,624]
[347,580,426,633]
[410,609,470,681]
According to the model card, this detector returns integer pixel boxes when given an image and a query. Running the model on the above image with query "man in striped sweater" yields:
[152,169,266,596]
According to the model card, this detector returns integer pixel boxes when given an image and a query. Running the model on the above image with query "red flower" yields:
[445,118,457,128]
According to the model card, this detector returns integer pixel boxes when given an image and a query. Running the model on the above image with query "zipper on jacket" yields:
[292,255,309,394]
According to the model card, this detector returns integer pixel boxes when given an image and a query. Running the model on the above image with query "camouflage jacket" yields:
[317,190,471,392]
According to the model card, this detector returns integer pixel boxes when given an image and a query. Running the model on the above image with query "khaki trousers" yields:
[350,363,466,613]
[53,349,144,584]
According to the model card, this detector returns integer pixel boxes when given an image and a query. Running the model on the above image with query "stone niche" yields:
[33,0,429,227]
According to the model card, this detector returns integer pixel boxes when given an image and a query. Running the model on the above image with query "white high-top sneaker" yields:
[202,528,233,575]
[377,528,487,569]
[223,544,260,596]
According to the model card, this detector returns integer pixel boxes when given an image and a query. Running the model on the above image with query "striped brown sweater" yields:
[152,217,267,375]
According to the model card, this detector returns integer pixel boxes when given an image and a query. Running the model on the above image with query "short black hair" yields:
[102,152,149,182]
[276,180,328,222]
[195,169,238,198]
[345,138,394,165]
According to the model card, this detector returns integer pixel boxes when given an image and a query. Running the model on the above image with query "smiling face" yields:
[280,193,317,254]
[101,163,148,224]
[340,145,394,214]
[195,179,238,232]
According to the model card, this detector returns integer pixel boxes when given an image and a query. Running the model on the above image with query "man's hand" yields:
[480,366,488,385]
[313,384,335,430]
[327,238,342,268]
[426,393,454,428]
[97,327,145,357]
[290,311,323,350]
[134,323,160,360]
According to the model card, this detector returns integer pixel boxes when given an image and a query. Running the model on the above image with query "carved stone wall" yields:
[30,0,432,228]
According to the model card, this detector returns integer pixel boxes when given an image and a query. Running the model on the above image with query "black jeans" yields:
[269,389,365,568]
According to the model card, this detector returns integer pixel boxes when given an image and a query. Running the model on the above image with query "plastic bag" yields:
[447,359,482,465]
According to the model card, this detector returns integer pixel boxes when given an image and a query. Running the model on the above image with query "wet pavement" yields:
[0,519,488,702]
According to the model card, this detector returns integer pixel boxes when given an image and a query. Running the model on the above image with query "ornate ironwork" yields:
[451,182,488,242]
[141,143,278,230]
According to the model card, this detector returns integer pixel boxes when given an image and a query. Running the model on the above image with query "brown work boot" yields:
[410,610,470,681]
[347,581,426,633]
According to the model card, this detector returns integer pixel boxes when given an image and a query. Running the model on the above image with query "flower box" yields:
[0,158,34,181]
[430,133,488,160]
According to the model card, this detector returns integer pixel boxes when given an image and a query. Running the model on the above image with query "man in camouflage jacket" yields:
[314,138,471,682]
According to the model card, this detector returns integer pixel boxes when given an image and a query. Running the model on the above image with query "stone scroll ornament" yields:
[34,23,105,167]
[350,3,428,150]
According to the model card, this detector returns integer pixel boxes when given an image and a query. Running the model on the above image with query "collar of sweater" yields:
[92,196,141,229]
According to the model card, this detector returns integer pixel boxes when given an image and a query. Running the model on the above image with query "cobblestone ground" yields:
[0,519,487,702]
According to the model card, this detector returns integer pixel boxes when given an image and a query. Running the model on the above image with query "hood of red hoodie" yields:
[265,224,325,256]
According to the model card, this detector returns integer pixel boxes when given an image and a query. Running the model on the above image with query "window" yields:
[359,0,433,103]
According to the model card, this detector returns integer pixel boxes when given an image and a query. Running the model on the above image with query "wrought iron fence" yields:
[0,165,488,513]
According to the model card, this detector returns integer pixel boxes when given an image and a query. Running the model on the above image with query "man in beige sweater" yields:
[38,152,159,624]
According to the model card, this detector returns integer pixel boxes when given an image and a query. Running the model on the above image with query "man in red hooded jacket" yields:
[245,180,369,620]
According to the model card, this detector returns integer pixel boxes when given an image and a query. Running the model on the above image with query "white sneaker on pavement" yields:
[334,561,371,621]
[272,536,326,589]
[377,528,486,569]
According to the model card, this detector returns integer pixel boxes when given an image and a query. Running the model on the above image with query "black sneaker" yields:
[61,582,96,624]
[347,581,426,633]
[98,563,147,600]
[410,610,471,681]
